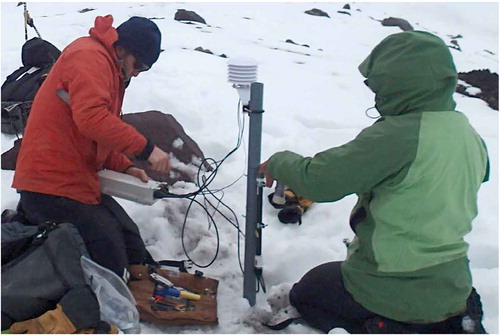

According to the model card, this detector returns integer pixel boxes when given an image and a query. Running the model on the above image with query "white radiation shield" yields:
[227,57,258,105]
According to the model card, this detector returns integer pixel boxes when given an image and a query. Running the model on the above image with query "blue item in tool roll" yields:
[156,286,201,301]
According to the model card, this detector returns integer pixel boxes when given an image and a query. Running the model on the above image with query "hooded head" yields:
[359,31,458,116]
[116,16,162,68]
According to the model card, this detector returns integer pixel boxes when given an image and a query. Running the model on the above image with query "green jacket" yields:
[267,31,489,323]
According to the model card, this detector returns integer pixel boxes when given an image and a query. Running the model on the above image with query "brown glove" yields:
[277,188,313,225]
[77,321,119,334]
[10,306,118,334]
[10,304,77,334]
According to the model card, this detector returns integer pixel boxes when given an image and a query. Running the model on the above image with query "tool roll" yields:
[128,265,218,326]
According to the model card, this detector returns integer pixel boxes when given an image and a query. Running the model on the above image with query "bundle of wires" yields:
[157,101,248,273]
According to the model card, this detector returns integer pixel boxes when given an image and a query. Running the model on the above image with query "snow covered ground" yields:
[1,2,498,333]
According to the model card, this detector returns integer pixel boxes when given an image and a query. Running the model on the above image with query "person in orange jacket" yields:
[12,15,170,281]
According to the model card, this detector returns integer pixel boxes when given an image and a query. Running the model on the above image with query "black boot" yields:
[461,287,487,334]
[363,287,487,334]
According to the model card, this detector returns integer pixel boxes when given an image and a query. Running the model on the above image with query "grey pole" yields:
[243,82,264,306]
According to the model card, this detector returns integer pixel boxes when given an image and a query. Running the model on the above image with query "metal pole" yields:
[22,3,28,41]
[243,82,264,306]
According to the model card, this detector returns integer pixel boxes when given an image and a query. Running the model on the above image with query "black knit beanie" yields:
[116,16,161,68]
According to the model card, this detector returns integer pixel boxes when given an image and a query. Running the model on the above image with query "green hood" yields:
[359,31,458,116]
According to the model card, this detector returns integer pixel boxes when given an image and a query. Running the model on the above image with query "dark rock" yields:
[343,4,351,9]
[78,8,95,13]
[456,84,469,96]
[286,39,310,48]
[195,46,213,54]
[484,50,495,55]
[174,9,206,24]
[449,34,463,39]
[381,17,413,31]
[270,46,311,56]
[123,111,213,183]
[449,39,462,52]
[458,70,498,110]
[337,10,351,16]
[305,8,330,18]
[194,46,227,58]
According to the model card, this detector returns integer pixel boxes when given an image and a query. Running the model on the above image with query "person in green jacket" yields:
[260,31,489,333]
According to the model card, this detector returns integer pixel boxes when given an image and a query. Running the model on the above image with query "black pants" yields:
[18,191,148,279]
[289,261,376,333]
[289,261,483,334]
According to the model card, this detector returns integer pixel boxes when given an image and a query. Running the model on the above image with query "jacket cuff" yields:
[123,164,135,173]
[136,138,154,161]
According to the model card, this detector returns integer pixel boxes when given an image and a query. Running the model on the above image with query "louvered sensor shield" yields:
[227,58,258,105]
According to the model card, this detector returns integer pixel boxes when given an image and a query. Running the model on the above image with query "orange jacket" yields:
[13,15,148,205]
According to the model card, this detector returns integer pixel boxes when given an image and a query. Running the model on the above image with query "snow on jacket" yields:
[267,31,489,323]
[13,15,148,205]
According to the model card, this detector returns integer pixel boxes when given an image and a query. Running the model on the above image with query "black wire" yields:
[171,100,247,272]
[202,189,244,235]
[259,275,267,293]
[162,100,246,199]
[201,186,245,273]
[180,195,220,268]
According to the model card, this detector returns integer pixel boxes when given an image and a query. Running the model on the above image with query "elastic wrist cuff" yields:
[136,138,154,161]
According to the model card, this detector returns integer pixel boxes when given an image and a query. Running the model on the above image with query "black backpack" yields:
[1,37,61,135]
[0,220,102,331]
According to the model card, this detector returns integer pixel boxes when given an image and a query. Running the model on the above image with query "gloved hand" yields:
[9,286,114,334]
[10,304,77,334]
[76,321,119,334]
[269,187,313,225]
[9,305,118,334]
[278,205,305,225]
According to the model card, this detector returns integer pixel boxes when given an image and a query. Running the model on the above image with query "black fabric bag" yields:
[21,37,61,68]
[1,65,52,102]
[1,37,61,135]
[1,101,32,135]
[1,221,99,331]
[0,220,38,265]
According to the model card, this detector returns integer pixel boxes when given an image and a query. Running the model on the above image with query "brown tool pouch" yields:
[128,265,218,326]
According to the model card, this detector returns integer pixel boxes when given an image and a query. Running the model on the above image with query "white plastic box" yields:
[98,170,164,205]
